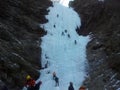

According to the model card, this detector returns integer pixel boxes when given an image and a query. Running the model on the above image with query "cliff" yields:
[71,0,120,89]
[0,0,52,90]
[1,0,120,89]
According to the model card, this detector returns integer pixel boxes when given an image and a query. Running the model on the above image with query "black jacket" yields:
[68,85,74,90]
[55,77,59,82]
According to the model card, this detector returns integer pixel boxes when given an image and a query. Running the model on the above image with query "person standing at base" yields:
[68,82,74,90]
[25,75,42,90]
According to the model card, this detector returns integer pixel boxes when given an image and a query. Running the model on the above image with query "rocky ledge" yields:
[0,0,52,90]
[71,0,120,90]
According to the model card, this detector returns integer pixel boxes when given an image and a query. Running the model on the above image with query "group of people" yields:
[25,74,86,90]
[25,75,42,90]
[24,72,59,90]
[25,61,86,90]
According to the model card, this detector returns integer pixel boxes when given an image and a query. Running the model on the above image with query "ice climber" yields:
[25,75,42,90]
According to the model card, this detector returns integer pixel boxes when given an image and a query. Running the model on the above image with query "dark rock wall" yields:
[0,0,52,89]
[71,0,120,89]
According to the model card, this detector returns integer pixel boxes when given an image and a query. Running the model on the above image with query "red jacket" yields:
[26,78,35,87]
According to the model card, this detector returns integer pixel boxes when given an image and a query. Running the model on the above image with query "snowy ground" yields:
[37,2,90,90]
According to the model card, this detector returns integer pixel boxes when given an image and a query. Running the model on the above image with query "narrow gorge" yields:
[0,0,120,90]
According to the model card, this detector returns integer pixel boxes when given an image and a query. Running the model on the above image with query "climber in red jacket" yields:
[25,75,42,90]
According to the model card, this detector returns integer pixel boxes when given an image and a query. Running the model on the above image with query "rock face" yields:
[0,0,52,90]
[71,0,120,89]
